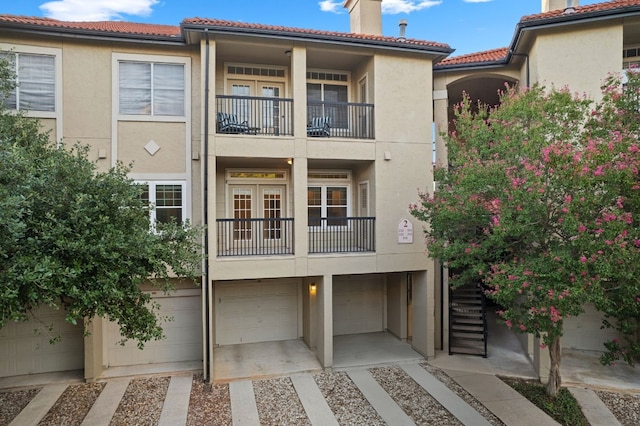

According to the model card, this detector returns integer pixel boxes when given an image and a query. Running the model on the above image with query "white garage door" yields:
[563,304,621,352]
[0,306,84,377]
[106,289,202,367]
[215,279,299,345]
[334,275,384,335]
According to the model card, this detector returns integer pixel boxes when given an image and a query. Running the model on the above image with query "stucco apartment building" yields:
[0,0,637,383]
[433,0,640,378]
[0,0,450,381]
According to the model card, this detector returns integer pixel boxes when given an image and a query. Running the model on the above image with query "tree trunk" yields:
[546,336,562,397]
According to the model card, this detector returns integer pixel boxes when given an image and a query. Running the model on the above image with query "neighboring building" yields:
[0,0,452,381]
[433,0,640,380]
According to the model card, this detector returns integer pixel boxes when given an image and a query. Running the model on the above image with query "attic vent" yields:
[227,66,285,77]
[306,71,348,82]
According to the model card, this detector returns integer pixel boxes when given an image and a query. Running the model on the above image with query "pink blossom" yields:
[519,324,527,331]
[578,225,587,232]
[580,256,587,263]
[505,320,512,328]
[594,166,604,176]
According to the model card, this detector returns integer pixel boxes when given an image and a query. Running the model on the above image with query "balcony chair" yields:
[307,116,331,137]
[217,112,250,134]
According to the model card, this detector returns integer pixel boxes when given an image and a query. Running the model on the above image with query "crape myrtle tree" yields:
[0,57,203,348]
[411,76,640,396]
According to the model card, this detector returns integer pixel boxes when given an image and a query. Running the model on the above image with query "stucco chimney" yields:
[541,0,579,13]
[343,0,382,36]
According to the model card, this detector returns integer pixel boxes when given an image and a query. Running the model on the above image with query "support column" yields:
[534,337,552,384]
[316,274,333,368]
[411,268,435,358]
[83,316,104,381]
[433,90,449,168]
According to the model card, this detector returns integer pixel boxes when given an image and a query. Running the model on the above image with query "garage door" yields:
[106,289,202,367]
[563,304,621,351]
[0,306,84,377]
[333,275,384,335]
[215,279,299,345]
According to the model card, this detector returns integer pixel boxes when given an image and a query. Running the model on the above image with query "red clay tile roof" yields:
[182,17,451,50]
[0,14,181,37]
[521,0,640,22]
[436,47,509,67]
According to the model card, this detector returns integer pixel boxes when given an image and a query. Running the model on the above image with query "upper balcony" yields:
[215,95,374,139]
[212,39,377,141]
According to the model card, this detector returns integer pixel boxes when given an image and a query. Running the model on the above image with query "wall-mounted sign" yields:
[398,218,413,244]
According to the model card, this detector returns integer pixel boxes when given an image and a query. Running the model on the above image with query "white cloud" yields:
[382,0,442,14]
[319,1,342,14]
[321,1,442,15]
[40,0,158,21]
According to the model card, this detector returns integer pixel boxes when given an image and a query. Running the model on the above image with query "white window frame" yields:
[308,170,351,229]
[113,53,190,123]
[0,44,62,120]
[136,180,187,225]
[307,70,350,131]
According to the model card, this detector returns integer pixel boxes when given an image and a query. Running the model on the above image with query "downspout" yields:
[510,51,530,89]
[203,28,211,382]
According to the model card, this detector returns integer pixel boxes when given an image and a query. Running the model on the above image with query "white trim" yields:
[128,173,188,180]
[135,180,189,224]
[225,168,289,183]
[433,90,448,100]
[224,62,288,96]
[0,43,63,142]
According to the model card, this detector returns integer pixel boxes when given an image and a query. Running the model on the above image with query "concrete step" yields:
[451,324,484,332]
[451,331,485,340]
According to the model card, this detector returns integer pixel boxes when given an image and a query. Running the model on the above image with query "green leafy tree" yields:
[0,57,203,348]
[411,79,639,396]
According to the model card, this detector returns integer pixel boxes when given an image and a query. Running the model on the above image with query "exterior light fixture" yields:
[309,283,317,294]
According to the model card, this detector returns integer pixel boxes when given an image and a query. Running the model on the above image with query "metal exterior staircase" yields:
[449,283,488,357]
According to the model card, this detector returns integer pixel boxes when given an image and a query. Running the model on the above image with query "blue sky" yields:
[2,0,602,55]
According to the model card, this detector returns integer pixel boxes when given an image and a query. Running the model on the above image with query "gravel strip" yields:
[0,387,41,426]
[109,376,169,426]
[186,374,231,426]
[595,390,640,426]
[314,371,384,426]
[369,366,463,425]
[38,382,105,426]
[253,376,310,425]
[421,362,504,426]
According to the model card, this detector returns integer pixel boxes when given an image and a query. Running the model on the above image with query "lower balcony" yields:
[216,217,376,256]
[217,218,294,257]
[308,217,376,254]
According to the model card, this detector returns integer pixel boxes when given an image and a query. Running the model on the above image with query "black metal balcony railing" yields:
[217,218,294,256]
[216,95,293,136]
[308,217,375,254]
[307,101,374,139]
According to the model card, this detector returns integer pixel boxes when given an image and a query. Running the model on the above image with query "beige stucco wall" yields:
[528,21,623,100]
[117,122,187,174]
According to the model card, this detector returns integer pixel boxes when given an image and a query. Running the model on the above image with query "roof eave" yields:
[434,59,509,73]
[511,6,640,54]
[181,23,454,56]
[0,22,184,45]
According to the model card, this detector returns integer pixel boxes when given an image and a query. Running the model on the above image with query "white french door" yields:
[229,184,286,245]
[227,80,284,134]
